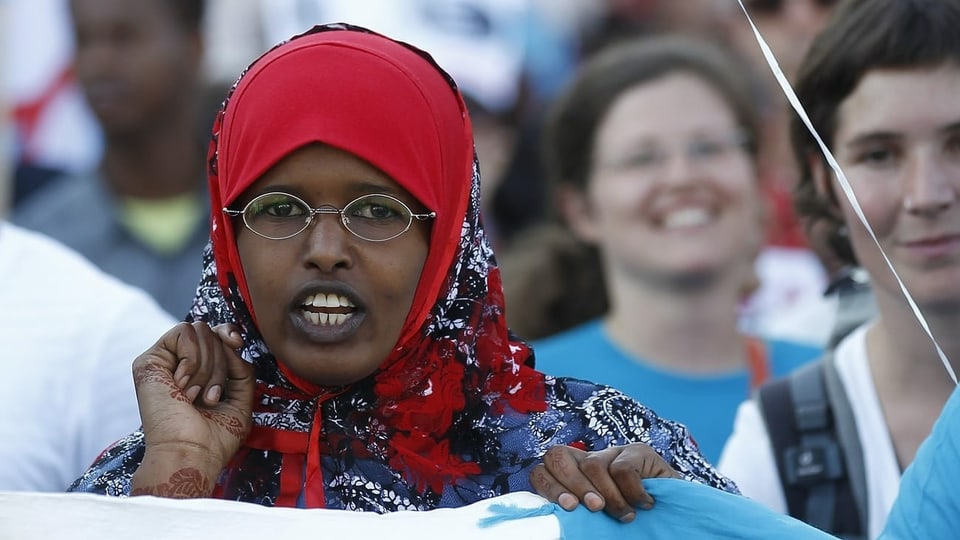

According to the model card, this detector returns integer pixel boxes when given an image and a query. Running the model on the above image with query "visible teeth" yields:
[304,293,355,308]
[663,207,711,229]
[302,310,353,326]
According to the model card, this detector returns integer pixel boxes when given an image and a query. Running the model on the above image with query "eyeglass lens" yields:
[242,193,414,241]
[609,130,748,172]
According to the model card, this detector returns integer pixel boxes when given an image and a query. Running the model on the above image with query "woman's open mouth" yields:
[300,293,357,326]
[290,290,365,343]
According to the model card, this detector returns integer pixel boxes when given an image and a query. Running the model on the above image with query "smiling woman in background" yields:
[501,36,822,464]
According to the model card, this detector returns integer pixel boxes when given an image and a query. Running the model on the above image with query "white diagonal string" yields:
[735,0,957,384]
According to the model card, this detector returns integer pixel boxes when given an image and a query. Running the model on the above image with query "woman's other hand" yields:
[130,322,255,497]
[530,443,681,523]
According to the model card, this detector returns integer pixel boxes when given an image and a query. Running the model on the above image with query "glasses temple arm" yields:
[412,211,436,221]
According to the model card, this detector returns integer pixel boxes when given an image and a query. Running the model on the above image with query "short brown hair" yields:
[792,0,960,265]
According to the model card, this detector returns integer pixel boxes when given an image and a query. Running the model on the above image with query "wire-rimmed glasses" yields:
[223,192,436,242]
[602,129,752,173]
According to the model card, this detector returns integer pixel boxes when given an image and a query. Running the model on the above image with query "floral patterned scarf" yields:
[70,24,736,509]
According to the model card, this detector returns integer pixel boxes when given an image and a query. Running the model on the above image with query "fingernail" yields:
[583,492,604,512]
[177,375,190,389]
[557,493,578,511]
[640,497,654,510]
[230,331,241,340]
[185,385,201,402]
[620,512,636,523]
[205,385,222,403]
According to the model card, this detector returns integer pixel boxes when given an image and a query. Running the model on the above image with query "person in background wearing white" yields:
[719,0,960,537]
[0,221,175,491]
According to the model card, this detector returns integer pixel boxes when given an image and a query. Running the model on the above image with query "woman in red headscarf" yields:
[70,24,734,521]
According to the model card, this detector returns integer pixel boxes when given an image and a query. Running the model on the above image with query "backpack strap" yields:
[821,354,868,535]
[757,358,866,537]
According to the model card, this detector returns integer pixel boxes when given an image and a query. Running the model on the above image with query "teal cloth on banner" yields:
[482,478,835,539]
[880,382,960,540]
[560,479,835,539]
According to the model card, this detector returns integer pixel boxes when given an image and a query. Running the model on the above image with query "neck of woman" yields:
[603,267,748,374]
[867,288,960,398]
[866,285,960,469]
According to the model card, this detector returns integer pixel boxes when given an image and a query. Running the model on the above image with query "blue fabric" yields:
[477,502,557,528]
[567,479,836,538]
[479,479,834,539]
[533,321,821,463]
[880,381,960,540]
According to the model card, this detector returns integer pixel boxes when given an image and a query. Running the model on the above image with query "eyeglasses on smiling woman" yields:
[223,192,436,242]
[603,129,752,174]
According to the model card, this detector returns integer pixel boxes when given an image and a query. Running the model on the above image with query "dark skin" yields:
[530,443,682,522]
[131,322,680,521]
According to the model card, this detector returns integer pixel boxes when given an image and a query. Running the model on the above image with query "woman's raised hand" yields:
[130,322,255,498]
[530,443,682,523]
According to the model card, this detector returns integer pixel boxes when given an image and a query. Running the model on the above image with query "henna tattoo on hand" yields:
[199,409,247,439]
[131,468,212,498]
[135,363,191,403]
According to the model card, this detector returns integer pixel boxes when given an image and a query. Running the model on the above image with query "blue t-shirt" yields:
[532,320,821,463]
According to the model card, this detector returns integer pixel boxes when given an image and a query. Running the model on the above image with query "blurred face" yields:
[821,64,960,311]
[738,0,837,81]
[234,144,430,386]
[566,73,762,288]
[69,0,201,136]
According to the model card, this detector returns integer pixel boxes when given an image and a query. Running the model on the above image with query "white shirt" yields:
[0,223,176,492]
[718,323,901,539]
